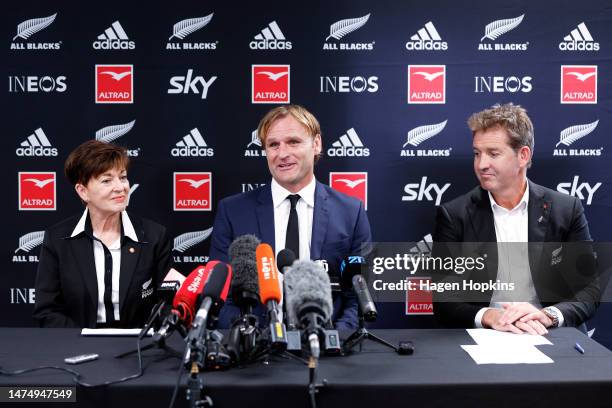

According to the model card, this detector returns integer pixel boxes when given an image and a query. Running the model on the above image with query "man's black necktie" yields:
[285,194,300,257]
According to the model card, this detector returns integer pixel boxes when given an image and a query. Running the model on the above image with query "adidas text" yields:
[249,40,292,50]
[171,146,214,157]
[16,146,58,157]
[93,39,135,50]
[327,146,370,157]
[405,41,447,51]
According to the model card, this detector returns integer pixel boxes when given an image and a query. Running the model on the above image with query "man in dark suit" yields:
[209,105,371,329]
[433,103,599,334]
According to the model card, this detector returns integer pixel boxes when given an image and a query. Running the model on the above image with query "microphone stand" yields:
[342,309,397,354]
[184,321,213,408]
[226,292,261,366]
[308,355,319,408]
[115,300,184,359]
[227,310,260,365]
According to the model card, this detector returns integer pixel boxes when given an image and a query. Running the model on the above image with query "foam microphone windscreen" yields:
[256,243,281,304]
[276,248,297,272]
[284,260,333,325]
[228,235,261,301]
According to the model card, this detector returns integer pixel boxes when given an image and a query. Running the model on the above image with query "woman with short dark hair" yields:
[33,140,172,328]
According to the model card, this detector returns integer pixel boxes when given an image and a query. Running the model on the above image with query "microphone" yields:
[352,275,377,322]
[173,264,213,328]
[339,255,377,321]
[256,243,287,351]
[229,235,261,313]
[185,262,232,369]
[186,262,232,343]
[226,235,261,363]
[152,265,210,344]
[276,248,298,330]
[140,280,180,341]
[277,248,297,273]
[285,260,333,359]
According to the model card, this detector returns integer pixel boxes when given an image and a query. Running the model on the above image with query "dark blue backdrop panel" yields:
[2,0,611,346]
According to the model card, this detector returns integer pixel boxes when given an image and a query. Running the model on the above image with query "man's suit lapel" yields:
[311,182,329,260]
[468,188,498,280]
[527,181,551,275]
[256,184,276,251]
[468,188,496,242]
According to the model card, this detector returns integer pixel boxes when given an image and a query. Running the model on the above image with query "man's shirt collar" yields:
[271,177,316,209]
[488,181,529,214]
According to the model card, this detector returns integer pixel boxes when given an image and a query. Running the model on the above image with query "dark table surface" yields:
[0,328,611,408]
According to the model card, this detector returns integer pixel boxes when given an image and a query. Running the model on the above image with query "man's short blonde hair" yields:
[257,104,322,161]
[468,103,534,168]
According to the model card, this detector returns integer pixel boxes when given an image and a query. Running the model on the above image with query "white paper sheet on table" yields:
[81,328,153,336]
[467,328,552,346]
[461,344,554,364]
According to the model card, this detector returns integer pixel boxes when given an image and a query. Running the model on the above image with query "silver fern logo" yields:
[401,121,452,158]
[13,13,56,40]
[166,14,218,51]
[96,120,136,143]
[169,14,213,40]
[481,15,524,41]
[15,231,44,253]
[323,14,374,51]
[173,228,213,253]
[403,120,447,147]
[326,14,370,40]
[11,13,61,50]
[478,14,528,51]
[557,120,598,147]
[245,129,266,157]
[553,120,602,157]
[95,120,140,157]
